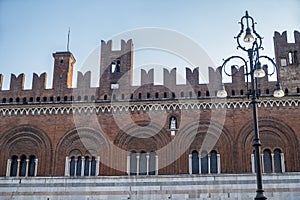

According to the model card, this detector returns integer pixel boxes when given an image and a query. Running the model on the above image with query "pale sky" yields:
[0,0,299,89]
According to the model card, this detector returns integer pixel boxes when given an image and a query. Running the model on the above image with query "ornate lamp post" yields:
[217,11,284,200]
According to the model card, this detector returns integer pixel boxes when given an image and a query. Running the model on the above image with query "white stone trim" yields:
[217,154,221,174]
[96,156,100,176]
[6,159,11,177]
[188,154,192,175]
[34,159,38,176]
[281,153,285,173]
[65,156,69,176]
[251,154,255,173]
[127,155,130,176]
[0,98,298,116]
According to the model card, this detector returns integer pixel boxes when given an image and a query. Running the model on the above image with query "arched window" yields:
[240,90,244,95]
[138,93,142,100]
[180,91,184,97]
[285,88,288,95]
[10,155,18,177]
[70,156,75,176]
[50,96,54,102]
[16,97,20,103]
[29,97,33,102]
[84,156,90,176]
[206,91,210,97]
[231,90,235,96]
[274,149,282,173]
[149,151,156,175]
[91,156,96,176]
[192,150,199,174]
[64,96,68,101]
[76,156,82,176]
[57,96,61,102]
[266,89,270,95]
[84,96,88,101]
[43,96,47,102]
[164,92,168,98]
[2,98,6,103]
[172,92,176,98]
[28,155,36,176]
[130,151,137,175]
[210,151,218,173]
[104,95,107,100]
[198,91,201,97]
[19,155,26,176]
[139,151,147,175]
[23,97,27,103]
[263,149,272,173]
[201,151,208,174]
[9,98,13,103]
[147,93,150,99]
[155,92,159,98]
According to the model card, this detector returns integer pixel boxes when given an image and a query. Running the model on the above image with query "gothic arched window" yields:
[210,150,218,173]
[201,151,208,174]
[139,151,147,175]
[130,151,137,175]
[263,149,272,173]
[28,155,36,176]
[70,156,75,176]
[149,151,156,175]
[192,150,199,174]
[19,155,27,176]
[274,149,282,173]
[10,155,18,177]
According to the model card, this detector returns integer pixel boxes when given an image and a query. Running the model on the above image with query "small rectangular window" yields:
[280,58,287,67]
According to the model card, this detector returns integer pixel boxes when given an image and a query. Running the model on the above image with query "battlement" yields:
[0,32,299,104]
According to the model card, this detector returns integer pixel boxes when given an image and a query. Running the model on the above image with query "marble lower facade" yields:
[0,173,300,200]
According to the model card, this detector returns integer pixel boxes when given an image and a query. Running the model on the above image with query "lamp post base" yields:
[255,189,267,200]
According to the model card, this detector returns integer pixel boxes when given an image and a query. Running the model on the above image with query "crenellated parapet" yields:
[0,31,299,104]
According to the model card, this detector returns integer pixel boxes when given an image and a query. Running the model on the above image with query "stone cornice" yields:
[0,97,298,117]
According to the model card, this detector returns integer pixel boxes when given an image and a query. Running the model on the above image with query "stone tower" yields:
[274,31,300,94]
[52,51,76,90]
[99,39,133,100]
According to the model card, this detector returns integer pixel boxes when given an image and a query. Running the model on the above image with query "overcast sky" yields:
[0,0,299,88]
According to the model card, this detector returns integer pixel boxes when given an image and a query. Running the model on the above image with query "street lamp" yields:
[217,11,284,200]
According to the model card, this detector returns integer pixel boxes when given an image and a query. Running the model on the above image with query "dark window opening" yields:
[2,98,6,103]
[22,97,27,103]
[36,97,40,102]
[180,91,184,97]
[28,155,36,176]
[16,97,20,103]
[130,151,137,176]
[130,94,133,100]
[9,98,13,103]
[192,150,199,174]
[172,92,176,98]
[43,97,47,102]
[139,151,147,175]
[29,97,33,102]
[64,96,68,101]
[210,151,218,173]
[50,96,54,102]
[164,92,168,98]
[201,151,208,174]
[206,91,210,97]
[274,149,282,173]
[57,96,61,102]
[231,90,235,96]
[155,92,159,98]
[297,87,300,93]
[285,88,289,95]
[138,93,142,99]
[147,93,150,99]
[104,95,107,100]
[240,90,244,95]
[60,59,64,63]
[70,96,74,101]
[266,89,270,95]
[198,91,201,97]
[263,149,272,173]
[19,155,26,176]
[10,156,18,176]
[77,96,81,101]
[76,156,82,176]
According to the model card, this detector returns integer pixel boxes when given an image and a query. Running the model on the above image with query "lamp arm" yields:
[221,56,248,77]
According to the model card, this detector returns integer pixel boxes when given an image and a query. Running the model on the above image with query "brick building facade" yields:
[0,31,299,199]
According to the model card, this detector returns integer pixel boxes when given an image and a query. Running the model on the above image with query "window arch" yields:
[130,151,137,175]
[129,151,157,176]
[10,155,18,176]
[274,149,282,173]
[201,151,208,174]
[19,155,27,176]
[191,150,199,174]
[149,151,156,175]
[210,150,218,173]
[28,155,36,176]
[263,149,272,173]
[139,151,147,175]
